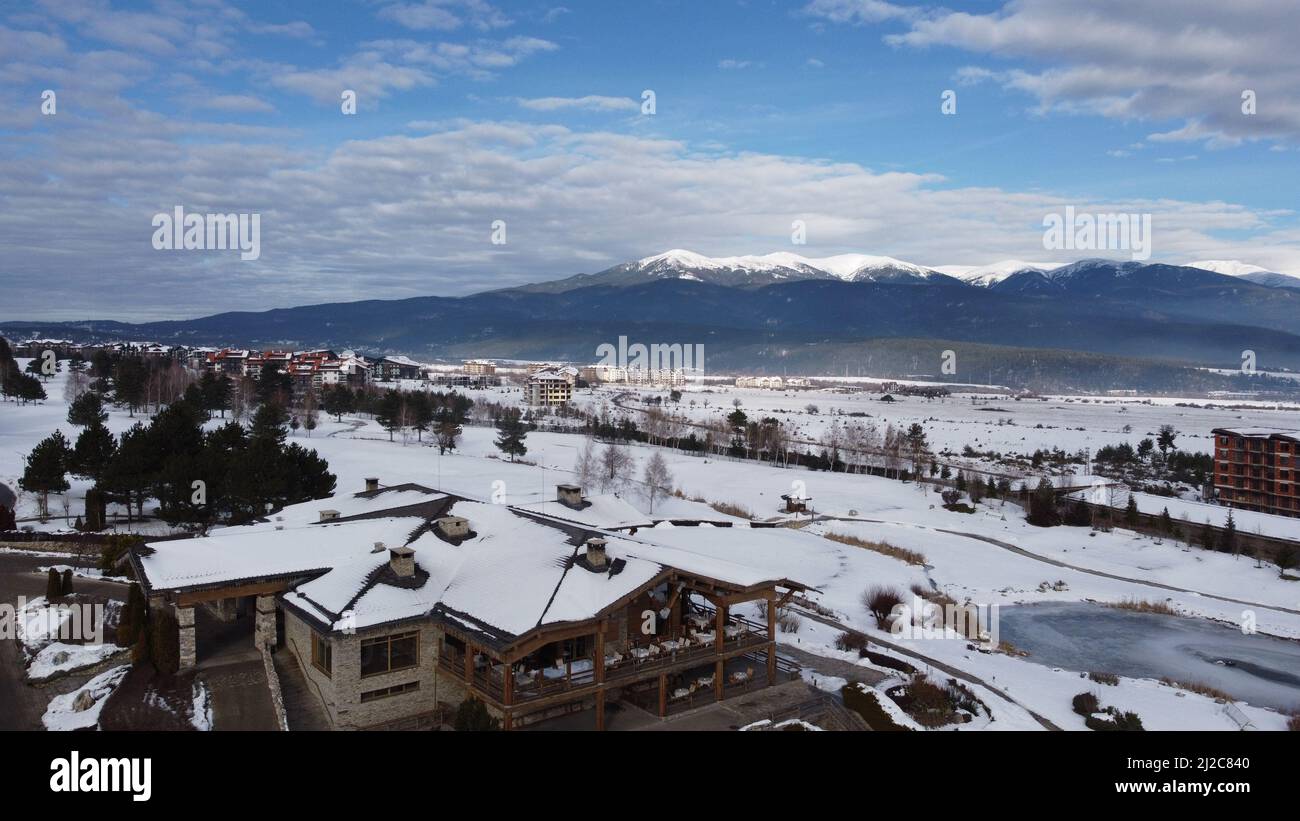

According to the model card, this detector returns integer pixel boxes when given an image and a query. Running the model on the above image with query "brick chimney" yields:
[389,545,415,578]
[364,477,379,492]
[585,536,607,569]
[557,483,584,510]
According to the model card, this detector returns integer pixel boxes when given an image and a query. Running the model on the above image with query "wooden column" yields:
[714,602,727,702]
[767,594,778,685]
[595,622,606,732]
[658,673,667,717]
[464,642,474,683]
[714,604,725,653]
[503,659,514,706]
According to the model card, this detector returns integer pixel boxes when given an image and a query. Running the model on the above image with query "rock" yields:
[72,688,97,712]
[51,651,70,665]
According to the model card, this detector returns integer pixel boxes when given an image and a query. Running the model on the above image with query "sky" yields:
[1,0,1298,321]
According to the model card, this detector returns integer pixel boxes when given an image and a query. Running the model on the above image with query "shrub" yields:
[824,531,925,565]
[1072,692,1100,716]
[1108,598,1179,616]
[776,610,802,633]
[834,631,868,653]
[1088,671,1119,686]
[1287,714,1300,732]
[61,568,74,596]
[150,607,180,675]
[841,683,911,731]
[861,585,905,629]
[117,583,147,649]
[902,675,959,728]
[708,500,752,520]
[1159,678,1234,701]
[45,568,62,600]
[453,697,501,731]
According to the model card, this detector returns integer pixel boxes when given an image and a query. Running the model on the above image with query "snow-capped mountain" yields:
[514,248,959,292]
[1188,260,1300,289]
[933,260,1067,288]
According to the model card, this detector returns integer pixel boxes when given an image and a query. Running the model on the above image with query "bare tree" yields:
[643,451,673,513]
[599,443,635,493]
[573,437,600,492]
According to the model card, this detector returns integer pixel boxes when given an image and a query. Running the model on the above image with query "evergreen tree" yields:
[1221,509,1237,554]
[61,568,73,596]
[117,583,147,648]
[46,567,62,599]
[20,431,71,519]
[1158,507,1174,535]
[70,421,117,483]
[113,357,147,415]
[409,391,434,441]
[494,408,529,462]
[322,384,355,421]
[376,390,404,441]
[1124,495,1139,528]
[67,391,108,427]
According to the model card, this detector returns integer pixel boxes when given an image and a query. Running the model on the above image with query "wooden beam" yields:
[175,579,289,606]
[767,642,777,686]
[595,689,605,731]
[658,673,667,717]
[714,658,724,702]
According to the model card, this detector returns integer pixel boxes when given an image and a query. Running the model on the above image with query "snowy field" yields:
[4,362,1300,730]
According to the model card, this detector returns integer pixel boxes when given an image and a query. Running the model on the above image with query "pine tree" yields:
[494,409,529,462]
[46,567,62,599]
[67,391,108,427]
[1124,496,1139,528]
[20,431,71,520]
[61,568,73,596]
[1221,509,1237,554]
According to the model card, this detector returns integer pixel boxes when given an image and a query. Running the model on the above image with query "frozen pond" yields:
[998,602,1300,712]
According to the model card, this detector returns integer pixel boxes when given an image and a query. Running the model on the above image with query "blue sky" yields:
[1,0,1298,320]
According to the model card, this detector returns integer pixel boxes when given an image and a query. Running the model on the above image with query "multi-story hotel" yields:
[1212,427,1300,517]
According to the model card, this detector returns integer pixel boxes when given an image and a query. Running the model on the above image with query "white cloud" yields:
[516,95,638,112]
[881,0,1300,147]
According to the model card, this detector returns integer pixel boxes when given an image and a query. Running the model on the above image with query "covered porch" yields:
[436,570,806,729]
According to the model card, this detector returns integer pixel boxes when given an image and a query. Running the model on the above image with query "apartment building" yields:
[1212,427,1300,517]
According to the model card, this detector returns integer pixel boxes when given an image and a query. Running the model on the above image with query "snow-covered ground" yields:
[6,361,1300,730]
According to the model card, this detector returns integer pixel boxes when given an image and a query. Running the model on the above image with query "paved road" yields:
[0,552,127,730]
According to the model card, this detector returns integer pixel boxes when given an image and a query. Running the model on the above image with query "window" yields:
[360,681,419,703]
[360,631,420,677]
[311,631,332,677]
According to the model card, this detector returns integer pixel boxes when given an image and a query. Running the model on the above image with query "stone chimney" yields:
[372,541,386,554]
[557,483,584,510]
[364,477,379,492]
[319,509,340,522]
[389,545,415,578]
[436,516,469,539]
[585,536,607,569]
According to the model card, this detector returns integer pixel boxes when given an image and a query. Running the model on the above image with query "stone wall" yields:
[283,608,457,730]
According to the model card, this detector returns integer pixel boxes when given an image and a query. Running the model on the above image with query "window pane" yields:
[360,640,388,677]
[389,634,418,671]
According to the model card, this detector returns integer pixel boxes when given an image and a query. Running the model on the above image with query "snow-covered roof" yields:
[1212,427,1300,438]
[136,486,811,644]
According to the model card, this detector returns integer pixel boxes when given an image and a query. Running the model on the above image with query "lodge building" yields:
[130,481,810,730]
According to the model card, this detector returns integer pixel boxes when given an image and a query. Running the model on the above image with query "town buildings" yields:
[1212,427,1300,517]
[525,367,575,406]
